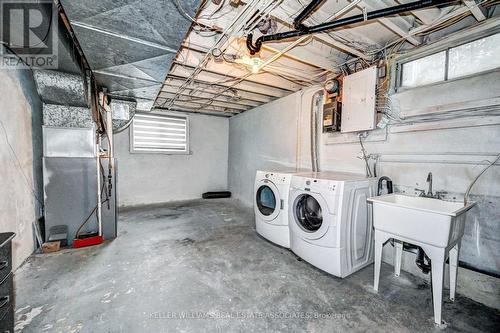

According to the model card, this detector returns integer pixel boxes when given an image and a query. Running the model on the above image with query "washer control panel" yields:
[300,178,339,193]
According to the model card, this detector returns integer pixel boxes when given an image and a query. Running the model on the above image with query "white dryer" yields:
[289,171,377,278]
[254,170,297,248]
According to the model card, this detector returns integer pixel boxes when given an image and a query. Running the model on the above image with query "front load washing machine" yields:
[254,170,298,248]
[289,171,377,278]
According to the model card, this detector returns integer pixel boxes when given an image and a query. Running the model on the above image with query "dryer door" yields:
[291,190,330,240]
[255,179,281,222]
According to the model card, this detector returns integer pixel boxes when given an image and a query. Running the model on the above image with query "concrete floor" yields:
[14,199,500,332]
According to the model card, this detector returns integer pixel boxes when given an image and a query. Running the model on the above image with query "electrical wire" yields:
[74,158,110,239]
[464,153,500,205]
[164,0,494,111]
[199,0,228,19]
[172,0,219,34]
[162,0,261,109]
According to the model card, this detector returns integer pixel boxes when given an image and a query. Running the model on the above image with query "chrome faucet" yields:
[415,172,447,199]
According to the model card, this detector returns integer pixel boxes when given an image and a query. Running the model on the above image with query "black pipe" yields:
[293,0,324,31]
[377,176,393,195]
[247,0,458,54]
[416,248,431,274]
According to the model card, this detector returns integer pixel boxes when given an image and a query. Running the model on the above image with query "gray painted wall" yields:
[0,64,43,270]
[114,112,229,207]
[228,79,500,308]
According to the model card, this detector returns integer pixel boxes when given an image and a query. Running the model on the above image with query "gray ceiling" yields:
[59,0,201,107]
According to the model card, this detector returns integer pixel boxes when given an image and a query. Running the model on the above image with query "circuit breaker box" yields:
[341,66,377,133]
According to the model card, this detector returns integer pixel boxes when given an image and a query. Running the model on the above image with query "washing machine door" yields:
[291,190,330,240]
[255,179,281,222]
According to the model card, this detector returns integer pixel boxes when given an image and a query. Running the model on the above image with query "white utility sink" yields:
[368,193,475,326]
[367,194,475,248]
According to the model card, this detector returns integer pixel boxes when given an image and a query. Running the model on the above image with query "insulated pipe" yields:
[294,0,324,30]
[247,0,458,54]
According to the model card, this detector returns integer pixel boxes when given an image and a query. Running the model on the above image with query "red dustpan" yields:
[73,234,104,248]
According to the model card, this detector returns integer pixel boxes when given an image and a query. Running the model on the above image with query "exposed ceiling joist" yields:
[160,85,261,107]
[407,5,471,36]
[269,8,371,60]
[163,76,276,104]
[314,32,371,59]
[462,0,487,21]
[261,23,353,71]
[152,0,497,116]
[181,35,327,81]
[170,64,293,98]
[158,91,251,111]
[395,0,442,24]
[155,98,242,114]
[155,106,236,117]
[176,48,308,90]
[355,0,422,45]
[300,1,383,48]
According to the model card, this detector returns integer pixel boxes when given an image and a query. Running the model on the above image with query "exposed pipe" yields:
[257,0,361,75]
[247,0,458,54]
[165,0,261,109]
[311,90,324,172]
[294,0,324,30]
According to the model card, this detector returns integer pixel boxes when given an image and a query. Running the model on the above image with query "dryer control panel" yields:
[264,172,292,185]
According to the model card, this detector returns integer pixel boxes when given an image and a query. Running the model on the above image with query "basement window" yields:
[448,33,500,79]
[131,113,189,154]
[400,51,446,88]
[399,32,500,89]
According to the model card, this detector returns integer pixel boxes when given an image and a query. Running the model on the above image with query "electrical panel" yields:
[322,101,341,133]
[341,66,377,133]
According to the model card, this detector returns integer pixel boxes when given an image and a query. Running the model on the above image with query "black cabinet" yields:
[0,233,15,333]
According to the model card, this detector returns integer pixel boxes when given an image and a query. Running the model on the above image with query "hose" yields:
[358,134,373,177]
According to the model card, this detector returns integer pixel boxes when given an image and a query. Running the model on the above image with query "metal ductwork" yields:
[57,0,201,111]
[33,70,88,107]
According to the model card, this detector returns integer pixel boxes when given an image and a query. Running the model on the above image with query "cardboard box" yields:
[42,241,61,253]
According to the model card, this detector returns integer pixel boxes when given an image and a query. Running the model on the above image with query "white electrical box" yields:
[341,66,377,133]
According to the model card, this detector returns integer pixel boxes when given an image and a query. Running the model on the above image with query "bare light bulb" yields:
[251,58,260,74]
